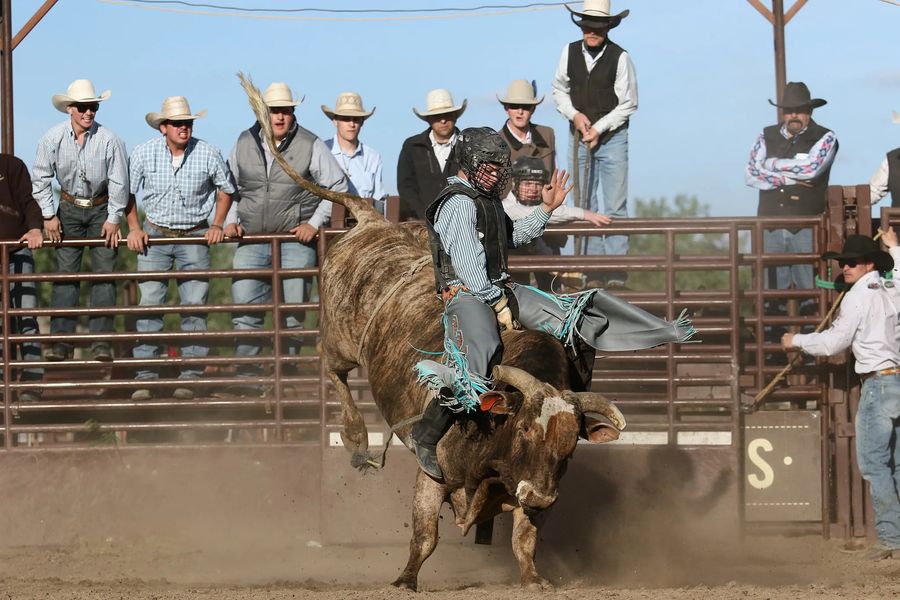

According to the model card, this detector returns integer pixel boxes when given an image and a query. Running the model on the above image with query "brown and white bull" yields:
[238,76,626,591]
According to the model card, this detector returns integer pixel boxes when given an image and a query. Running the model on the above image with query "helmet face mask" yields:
[511,156,550,205]
[457,127,511,195]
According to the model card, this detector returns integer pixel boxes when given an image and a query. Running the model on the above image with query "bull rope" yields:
[356,255,433,363]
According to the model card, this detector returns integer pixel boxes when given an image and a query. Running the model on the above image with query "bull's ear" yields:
[479,390,522,414]
[581,413,621,444]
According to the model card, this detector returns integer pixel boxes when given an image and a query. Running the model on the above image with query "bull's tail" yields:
[238,72,382,228]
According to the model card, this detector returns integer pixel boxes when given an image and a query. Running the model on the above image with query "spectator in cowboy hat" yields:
[322,91,386,213]
[125,95,235,401]
[782,231,900,560]
[869,111,900,206]
[31,79,129,362]
[497,79,556,176]
[397,88,465,220]
[551,0,636,288]
[744,81,838,295]
[223,82,348,397]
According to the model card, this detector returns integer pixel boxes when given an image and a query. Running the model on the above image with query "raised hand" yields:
[540,169,575,213]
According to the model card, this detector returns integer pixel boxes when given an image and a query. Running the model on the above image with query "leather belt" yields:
[860,367,900,383]
[60,190,109,208]
[146,219,208,238]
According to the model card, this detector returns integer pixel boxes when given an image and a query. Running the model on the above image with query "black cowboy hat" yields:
[769,81,827,111]
[566,1,629,30]
[821,234,893,273]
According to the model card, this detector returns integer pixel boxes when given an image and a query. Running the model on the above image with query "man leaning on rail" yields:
[1,153,45,403]
[31,79,129,362]
[223,82,348,397]
[125,96,235,401]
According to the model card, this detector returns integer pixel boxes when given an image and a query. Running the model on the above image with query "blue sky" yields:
[7,0,899,217]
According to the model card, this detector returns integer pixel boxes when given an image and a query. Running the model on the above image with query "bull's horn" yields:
[577,393,627,431]
[491,365,553,399]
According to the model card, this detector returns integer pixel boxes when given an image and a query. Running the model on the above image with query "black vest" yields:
[567,40,627,128]
[425,183,512,294]
[887,148,900,208]
[757,120,836,216]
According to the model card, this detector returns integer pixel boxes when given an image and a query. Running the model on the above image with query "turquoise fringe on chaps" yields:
[415,283,696,412]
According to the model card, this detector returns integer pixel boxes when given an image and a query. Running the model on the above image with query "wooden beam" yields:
[12,0,58,51]
[746,0,774,23]
[784,0,809,24]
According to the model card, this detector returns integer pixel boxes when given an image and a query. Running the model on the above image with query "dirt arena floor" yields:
[1,534,898,599]
[1,448,898,599]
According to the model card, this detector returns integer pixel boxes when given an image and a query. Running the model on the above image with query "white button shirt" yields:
[793,247,900,373]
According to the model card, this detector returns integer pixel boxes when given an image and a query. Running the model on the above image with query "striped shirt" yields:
[129,136,235,230]
[434,176,550,304]
[32,120,129,223]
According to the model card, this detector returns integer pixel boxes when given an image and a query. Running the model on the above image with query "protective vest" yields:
[757,120,836,217]
[566,40,627,128]
[887,148,900,208]
[233,122,321,234]
[425,183,512,294]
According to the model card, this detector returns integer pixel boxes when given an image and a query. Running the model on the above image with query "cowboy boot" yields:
[410,394,454,480]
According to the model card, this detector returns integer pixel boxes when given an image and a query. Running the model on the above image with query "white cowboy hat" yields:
[145,96,207,129]
[51,79,111,113]
[413,88,467,120]
[263,82,303,107]
[566,0,630,28]
[893,111,900,124]
[321,91,375,120]
[497,80,544,106]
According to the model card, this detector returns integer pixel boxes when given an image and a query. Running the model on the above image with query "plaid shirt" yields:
[129,136,235,229]
[32,120,129,223]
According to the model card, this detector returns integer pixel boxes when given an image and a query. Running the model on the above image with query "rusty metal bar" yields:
[11,0,58,50]
[773,0,787,113]
[271,237,284,440]
[746,0,775,22]
[783,0,808,25]
[2,243,10,449]
[0,0,13,153]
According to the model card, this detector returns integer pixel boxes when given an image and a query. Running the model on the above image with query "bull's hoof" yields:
[522,576,552,591]
[391,577,417,591]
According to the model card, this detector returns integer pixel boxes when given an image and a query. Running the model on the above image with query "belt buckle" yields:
[73,197,93,208]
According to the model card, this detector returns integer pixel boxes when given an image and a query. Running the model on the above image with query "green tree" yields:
[627,194,750,292]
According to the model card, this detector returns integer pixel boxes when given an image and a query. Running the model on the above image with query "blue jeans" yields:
[51,202,117,346]
[856,373,900,548]
[133,221,210,381]
[763,228,814,290]
[570,127,629,279]
[231,240,317,376]
[4,248,42,383]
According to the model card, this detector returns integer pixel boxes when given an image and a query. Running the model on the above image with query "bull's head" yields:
[476,365,625,514]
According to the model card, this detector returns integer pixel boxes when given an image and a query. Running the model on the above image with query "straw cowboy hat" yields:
[145,96,207,129]
[769,81,827,111]
[566,0,630,28]
[51,79,111,113]
[321,91,375,120]
[822,235,893,274]
[263,82,303,107]
[497,80,543,106]
[413,88,467,120]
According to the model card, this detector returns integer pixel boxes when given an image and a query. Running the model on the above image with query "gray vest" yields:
[234,123,320,233]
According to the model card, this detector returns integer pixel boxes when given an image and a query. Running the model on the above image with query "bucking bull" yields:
[238,75,689,590]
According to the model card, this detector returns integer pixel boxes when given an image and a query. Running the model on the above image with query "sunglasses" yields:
[72,102,100,113]
[165,119,194,128]
[269,106,294,116]
[837,259,859,268]
[505,104,534,112]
